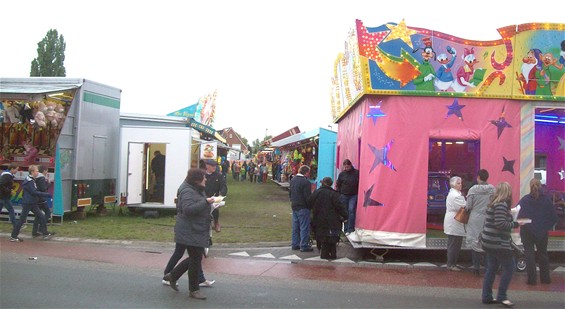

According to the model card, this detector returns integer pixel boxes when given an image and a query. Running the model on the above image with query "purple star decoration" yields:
[446,98,465,120]
[502,156,516,175]
[368,140,397,173]
[490,107,512,139]
[367,101,386,125]
[363,184,384,207]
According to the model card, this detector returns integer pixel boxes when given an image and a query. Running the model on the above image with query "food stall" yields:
[271,127,337,188]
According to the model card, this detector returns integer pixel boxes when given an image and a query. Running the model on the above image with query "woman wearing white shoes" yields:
[481,182,529,308]
[163,168,215,300]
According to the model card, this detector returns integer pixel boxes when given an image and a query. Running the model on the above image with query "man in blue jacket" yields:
[289,165,313,252]
[10,165,53,242]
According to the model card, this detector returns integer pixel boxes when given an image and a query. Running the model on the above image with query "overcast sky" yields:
[1,0,563,143]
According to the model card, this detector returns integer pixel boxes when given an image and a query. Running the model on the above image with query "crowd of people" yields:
[1,163,54,243]
[443,169,558,307]
[2,157,560,305]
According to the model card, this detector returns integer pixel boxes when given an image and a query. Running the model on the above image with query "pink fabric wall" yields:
[338,96,521,235]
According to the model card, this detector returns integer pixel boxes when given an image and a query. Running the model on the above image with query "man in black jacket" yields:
[0,163,19,228]
[289,165,313,252]
[32,165,51,237]
[336,159,359,235]
[204,159,227,232]
[309,177,348,259]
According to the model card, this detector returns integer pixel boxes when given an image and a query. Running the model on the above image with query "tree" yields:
[30,29,66,77]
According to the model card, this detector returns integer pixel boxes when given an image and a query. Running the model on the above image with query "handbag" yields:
[454,207,470,224]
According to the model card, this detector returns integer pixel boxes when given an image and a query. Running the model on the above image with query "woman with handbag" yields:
[443,176,467,271]
[465,169,495,275]
[481,182,529,307]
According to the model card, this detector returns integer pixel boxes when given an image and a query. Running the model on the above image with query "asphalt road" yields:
[2,250,564,309]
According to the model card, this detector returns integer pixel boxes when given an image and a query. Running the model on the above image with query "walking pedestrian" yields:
[0,163,19,228]
[204,159,227,233]
[336,159,359,235]
[10,165,53,242]
[32,165,52,238]
[481,182,529,307]
[443,176,466,271]
[290,165,313,252]
[465,169,495,275]
[309,177,348,260]
[162,168,215,300]
[517,178,558,285]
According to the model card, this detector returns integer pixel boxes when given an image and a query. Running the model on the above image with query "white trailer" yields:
[118,113,193,209]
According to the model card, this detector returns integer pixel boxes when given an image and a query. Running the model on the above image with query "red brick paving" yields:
[1,237,563,293]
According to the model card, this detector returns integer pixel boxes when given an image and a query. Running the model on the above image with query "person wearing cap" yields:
[203,159,227,232]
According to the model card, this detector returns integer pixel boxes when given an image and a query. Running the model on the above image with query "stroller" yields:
[512,240,527,272]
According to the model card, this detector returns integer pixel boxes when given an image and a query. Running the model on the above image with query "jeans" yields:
[169,245,205,292]
[521,229,551,284]
[482,249,515,302]
[11,203,47,238]
[340,194,357,233]
[291,208,311,250]
[0,197,16,227]
[446,235,463,267]
[32,201,51,235]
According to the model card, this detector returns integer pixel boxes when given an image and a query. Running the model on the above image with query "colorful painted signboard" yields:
[331,20,565,119]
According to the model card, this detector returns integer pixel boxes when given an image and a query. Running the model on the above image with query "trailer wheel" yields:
[516,257,526,272]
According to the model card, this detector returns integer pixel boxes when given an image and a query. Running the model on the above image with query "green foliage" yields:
[30,29,66,77]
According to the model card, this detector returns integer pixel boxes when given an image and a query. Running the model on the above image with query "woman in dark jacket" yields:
[517,178,558,285]
[309,177,348,260]
[163,168,214,300]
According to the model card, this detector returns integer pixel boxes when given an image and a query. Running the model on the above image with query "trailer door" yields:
[127,142,144,204]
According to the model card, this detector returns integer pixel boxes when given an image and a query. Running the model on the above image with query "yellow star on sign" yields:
[383,19,417,49]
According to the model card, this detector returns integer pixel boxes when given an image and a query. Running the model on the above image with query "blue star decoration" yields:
[559,168,564,181]
[558,136,565,151]
[502,156,516,175]
[367,101,386,125]
[446,98,465,121]
[363,184,384,208]
[490,108,512,139]
[368,140,397,173]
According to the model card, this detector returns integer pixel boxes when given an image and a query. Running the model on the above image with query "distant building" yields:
[218,127,249,160]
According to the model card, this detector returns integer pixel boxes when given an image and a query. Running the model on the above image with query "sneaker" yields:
[199,279,215,287]
[162,279,179,287]
[447,266,460,272]
[42,233,53,240]
[300,247,314,252]
[10,237,23,242]
[163,274,178,291]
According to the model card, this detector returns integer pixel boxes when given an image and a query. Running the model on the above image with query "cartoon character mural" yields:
[518,48,543,95]
[411,37,436,91]
[451,47,480,93]
[434,46,457,91]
